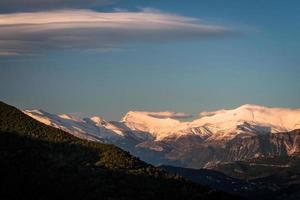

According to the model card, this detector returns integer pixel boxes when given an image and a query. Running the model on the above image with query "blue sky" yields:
[0,0,300,120]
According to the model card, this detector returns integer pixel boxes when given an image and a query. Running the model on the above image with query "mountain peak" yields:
[122,111,184,139]
[89,116,106,124]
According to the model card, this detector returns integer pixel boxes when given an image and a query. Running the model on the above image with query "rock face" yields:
[130,130,300,168]
[24,104,300,168]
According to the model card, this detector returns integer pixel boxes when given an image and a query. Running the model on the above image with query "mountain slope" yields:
[123,104,300,141]
[162,163,300,200]
[23,104,300,168]
[208,153,300,180]
[24,109,125,142]
[0,101,238,200]
[206,155,300,200]
[133,129,300,168]
[161,165,255,194]
[25,104,300,143]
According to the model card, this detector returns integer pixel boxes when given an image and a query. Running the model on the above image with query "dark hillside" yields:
[0,101,239,200]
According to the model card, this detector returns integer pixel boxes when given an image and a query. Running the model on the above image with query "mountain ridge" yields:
[25,104,300,141]
[23,104,300,168]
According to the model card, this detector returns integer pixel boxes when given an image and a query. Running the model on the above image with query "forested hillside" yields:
[0,101,238,200]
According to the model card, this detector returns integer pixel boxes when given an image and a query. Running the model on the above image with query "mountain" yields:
[161,162,300,200]
[0,101,238,200]
[208,153,300,180]
[205,155,300,199]
[122,104,300,140]
[160,165,256,195]
[24,109,126,142]
[24,104,300,169]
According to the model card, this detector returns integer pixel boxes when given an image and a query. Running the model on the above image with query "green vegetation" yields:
[0,101,238,200]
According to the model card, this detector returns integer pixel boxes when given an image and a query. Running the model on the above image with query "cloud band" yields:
[0,9,234,55]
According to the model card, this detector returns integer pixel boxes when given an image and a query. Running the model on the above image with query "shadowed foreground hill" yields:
[0,101,239,200]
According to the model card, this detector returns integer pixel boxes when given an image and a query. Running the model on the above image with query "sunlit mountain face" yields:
[1,0,300,200]
[24,104,300,168]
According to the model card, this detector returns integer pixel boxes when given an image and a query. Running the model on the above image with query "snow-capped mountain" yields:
[24,104,300,168]
[24,109,125,142]
[123,104,300,141]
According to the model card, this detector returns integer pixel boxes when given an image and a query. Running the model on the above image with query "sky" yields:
[0,0,300,120]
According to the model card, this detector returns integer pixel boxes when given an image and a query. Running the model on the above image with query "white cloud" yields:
[199,109,227,117]
[148,111,193,119]
[0,9,234,55]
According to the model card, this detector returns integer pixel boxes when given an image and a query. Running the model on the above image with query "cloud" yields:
[148,111,193,119]
[0,9,235,56]
[0,51,20,56]
[0,0,112,12]
[199,109,227,117]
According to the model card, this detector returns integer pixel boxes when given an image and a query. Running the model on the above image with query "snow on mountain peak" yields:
[196,104,300,129]
[191,104,300,139]
[24,109,55,126]
[89,116,106,124]
[21,105,300,169]
[23,104,300,142]
[122,105,300,141]
[24,109,125,142]
[122,111,184,139]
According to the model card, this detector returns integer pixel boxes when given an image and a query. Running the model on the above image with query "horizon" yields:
[1,0,300,121]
